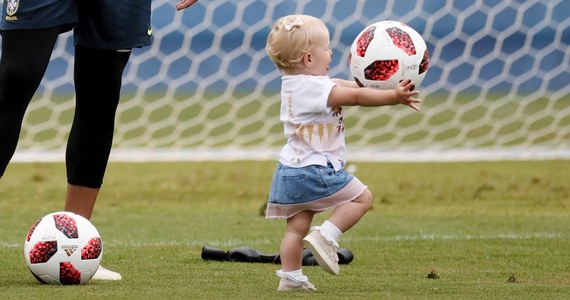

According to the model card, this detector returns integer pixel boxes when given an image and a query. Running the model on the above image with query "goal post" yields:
[11,0,570,162]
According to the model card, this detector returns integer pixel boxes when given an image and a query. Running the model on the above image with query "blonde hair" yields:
[265,15,329,73]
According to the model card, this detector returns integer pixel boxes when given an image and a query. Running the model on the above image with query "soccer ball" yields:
[349,20,429,90]
[24,211,103,284]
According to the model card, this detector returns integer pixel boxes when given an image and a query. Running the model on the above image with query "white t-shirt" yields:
[278,74,346,171]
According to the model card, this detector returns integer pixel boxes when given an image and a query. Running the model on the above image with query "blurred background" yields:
[13,0,570,162]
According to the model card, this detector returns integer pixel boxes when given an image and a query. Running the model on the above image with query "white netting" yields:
[12,0,570,162]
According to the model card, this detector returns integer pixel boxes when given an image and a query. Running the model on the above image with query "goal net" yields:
[12,0,570,162]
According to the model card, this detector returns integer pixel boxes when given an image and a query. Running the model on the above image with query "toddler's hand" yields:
[396,79,422,111]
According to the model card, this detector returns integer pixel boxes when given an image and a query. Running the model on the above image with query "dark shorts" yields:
[1,0,153,49]
[75,0,153,49]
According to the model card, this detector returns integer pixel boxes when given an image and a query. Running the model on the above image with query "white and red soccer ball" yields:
[24,211,102,284]
[350,20,429,90]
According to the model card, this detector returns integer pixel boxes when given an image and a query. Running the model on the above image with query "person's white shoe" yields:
[303,229,339,275]
[91,265,122,281]
[276,270,317,291]
[277,278,317,291]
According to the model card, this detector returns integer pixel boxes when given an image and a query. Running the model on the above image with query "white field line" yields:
[2,232,565,249]
[11,147,570,162]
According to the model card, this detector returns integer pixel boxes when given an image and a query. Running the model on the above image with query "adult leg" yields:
[66,46,130,281]
[0,28,60,177]
[64,46,130,219]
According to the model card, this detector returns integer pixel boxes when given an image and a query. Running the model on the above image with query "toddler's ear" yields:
[303,53,313,67]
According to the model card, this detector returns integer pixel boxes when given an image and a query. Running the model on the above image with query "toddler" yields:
[265,14,421,291]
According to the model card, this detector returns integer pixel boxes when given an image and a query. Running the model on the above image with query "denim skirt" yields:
[265,162,367,219]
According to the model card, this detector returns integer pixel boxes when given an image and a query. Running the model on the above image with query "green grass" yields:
[1,160,569,299]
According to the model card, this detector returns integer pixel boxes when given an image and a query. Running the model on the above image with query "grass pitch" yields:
[1,160,569,299]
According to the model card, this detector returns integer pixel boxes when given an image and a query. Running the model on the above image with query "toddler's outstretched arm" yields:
[328,78,421,111]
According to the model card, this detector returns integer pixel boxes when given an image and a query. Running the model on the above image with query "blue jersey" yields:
[0,0,153,50]
[0,0,78,31]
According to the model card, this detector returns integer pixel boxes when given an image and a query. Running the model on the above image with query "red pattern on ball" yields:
[53,214,79,239]
[364,60,399,81]
[60,262,81,285]
[26,219,41,242]
[386,27,416,56]
[81,237,102,260]
[29,241,58,264]
[356,26,376,57]
[419,49,429,74]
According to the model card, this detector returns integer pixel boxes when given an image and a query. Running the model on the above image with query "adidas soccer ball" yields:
[24,211,103,284]
[349,20,429,90]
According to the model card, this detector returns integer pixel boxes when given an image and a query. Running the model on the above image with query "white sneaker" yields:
[276,270,317,291]
[91,265,122,281]
[277,278,317,291]
[303,229,339,275]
